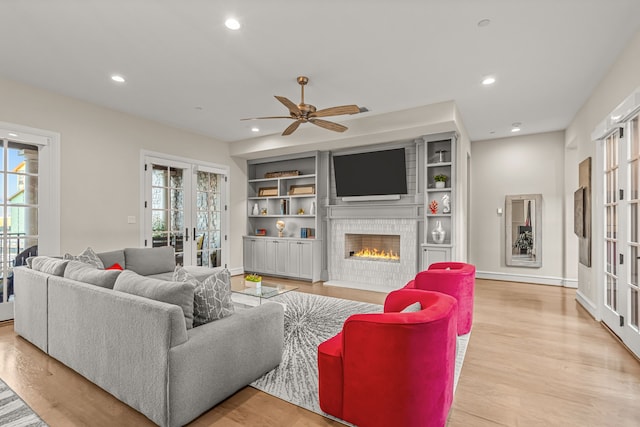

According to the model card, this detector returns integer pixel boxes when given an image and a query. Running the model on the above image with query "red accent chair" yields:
[404,262,475,335]
[318,289,458,427]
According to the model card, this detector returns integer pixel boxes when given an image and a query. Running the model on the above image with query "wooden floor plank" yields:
[1,277,639,426]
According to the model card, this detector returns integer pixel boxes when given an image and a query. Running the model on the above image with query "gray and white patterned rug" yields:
[250,292,470,420]
[0,378,48,427]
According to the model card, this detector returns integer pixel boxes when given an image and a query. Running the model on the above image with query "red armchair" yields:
[405,262,475,335]
[318,289,458,427]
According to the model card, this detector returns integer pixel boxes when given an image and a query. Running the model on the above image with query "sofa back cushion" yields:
[114,270,195,329]
[124,247,175,276]
[97,250,126,270]
[64,260,121,289]
[31,256,69,276]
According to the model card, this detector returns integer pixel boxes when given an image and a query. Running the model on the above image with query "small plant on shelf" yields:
[434,174,448,189]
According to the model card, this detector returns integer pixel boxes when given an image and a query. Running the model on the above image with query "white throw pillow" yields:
[173,267,235,326]
[63,247,105,269]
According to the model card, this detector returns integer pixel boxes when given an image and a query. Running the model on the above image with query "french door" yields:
[602,115,640,357]
[144,155,228,268]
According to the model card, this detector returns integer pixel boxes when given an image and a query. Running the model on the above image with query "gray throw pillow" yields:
[173,267,235,326]
[124,246,175,276]
[64,260,121,289]
[400,301,422,313]
[114,270,195,329]
[96,250,126,270]
[63,247,105,269]
[31,257,69,276]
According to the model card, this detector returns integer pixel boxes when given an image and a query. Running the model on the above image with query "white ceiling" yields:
[1,0,639,143]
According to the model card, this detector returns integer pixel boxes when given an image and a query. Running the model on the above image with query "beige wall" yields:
[470,131,566,284]
[0,76,246,271]
[565,29,640,313]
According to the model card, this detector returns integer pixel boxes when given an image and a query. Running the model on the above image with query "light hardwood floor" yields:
[1,278,639,426]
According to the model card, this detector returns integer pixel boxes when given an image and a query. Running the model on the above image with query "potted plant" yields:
[245,273,262,289]
[434,174,448,189]
[513,230,534,254]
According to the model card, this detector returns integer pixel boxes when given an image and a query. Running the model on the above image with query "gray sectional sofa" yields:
[13,246,285,427]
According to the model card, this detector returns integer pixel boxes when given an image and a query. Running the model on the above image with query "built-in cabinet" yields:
[243,152,323,282]
[422,136,456,268]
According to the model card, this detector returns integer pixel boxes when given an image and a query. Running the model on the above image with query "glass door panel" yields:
[1,140,39,309]
[195,169,223,268]
[150,163,188,266]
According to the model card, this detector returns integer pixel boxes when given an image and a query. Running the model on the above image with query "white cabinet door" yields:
[275,241,289,275]
[298,241,313,279]
[287,241,302,277]
[244,238,266,273]
[264,240,277,274]
[287,240,314,279]
[421,246,451,270]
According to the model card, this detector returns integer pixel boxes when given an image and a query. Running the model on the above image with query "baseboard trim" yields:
[476,271,568,287]
[575,290,598,320]
[229,267,244,277]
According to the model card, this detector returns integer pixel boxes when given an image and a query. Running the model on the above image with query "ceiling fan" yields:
[241,76,363,136]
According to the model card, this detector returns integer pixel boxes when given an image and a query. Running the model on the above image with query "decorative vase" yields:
[310,201,316,215]
[252,203,259,215]
[431,221,446,244]
[435,181,445,189]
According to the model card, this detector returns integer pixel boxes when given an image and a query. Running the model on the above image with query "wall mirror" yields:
[505,194,542,268]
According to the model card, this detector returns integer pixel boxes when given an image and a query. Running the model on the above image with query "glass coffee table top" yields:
[231,282,298,301]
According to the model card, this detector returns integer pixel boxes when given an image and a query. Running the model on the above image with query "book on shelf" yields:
[300,228,315,238]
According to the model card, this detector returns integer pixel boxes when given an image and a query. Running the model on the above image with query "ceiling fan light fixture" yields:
[225,18,241,30]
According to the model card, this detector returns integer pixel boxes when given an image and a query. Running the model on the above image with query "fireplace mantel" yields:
[326,204,422,220]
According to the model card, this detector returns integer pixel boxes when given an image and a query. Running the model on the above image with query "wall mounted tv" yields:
[333,148,408,199]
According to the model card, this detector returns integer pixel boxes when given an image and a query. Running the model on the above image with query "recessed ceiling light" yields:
[511,127,521,133]
[111,75,125,83]
[251,127,260,132]
[511,122,522,132]
[478,19,491,27]
[225,18,241,30]
[8,132,18,137]
[482,76,496,85]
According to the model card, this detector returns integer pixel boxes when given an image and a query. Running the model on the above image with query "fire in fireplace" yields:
[345,233,400,262]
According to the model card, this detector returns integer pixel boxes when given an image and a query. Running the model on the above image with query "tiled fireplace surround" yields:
[326,205,419,292]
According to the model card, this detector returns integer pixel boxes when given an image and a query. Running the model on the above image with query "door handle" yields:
[185,228,189,242]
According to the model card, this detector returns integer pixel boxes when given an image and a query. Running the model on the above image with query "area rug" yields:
[0,378,48,427]
[250,292,470,420]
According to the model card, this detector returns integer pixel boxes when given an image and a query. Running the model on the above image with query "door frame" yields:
[139,150,229,267]
[0,122,60,321]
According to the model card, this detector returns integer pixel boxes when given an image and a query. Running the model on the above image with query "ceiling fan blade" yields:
[310,105,361,118]
[240,116,294,121]
[275,96,301,116]
[309,118,348,133]
[282,120,302,136]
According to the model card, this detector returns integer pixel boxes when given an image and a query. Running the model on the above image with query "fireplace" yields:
[344,233,400,262]
[327,216,418,292]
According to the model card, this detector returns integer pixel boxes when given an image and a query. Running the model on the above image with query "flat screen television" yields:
[333,148,408,198]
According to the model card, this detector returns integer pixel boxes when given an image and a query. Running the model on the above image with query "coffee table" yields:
[231,282,298,309]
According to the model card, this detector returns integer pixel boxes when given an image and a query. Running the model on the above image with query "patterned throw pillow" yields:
[63,247,105,269]
[173,266,235,326]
